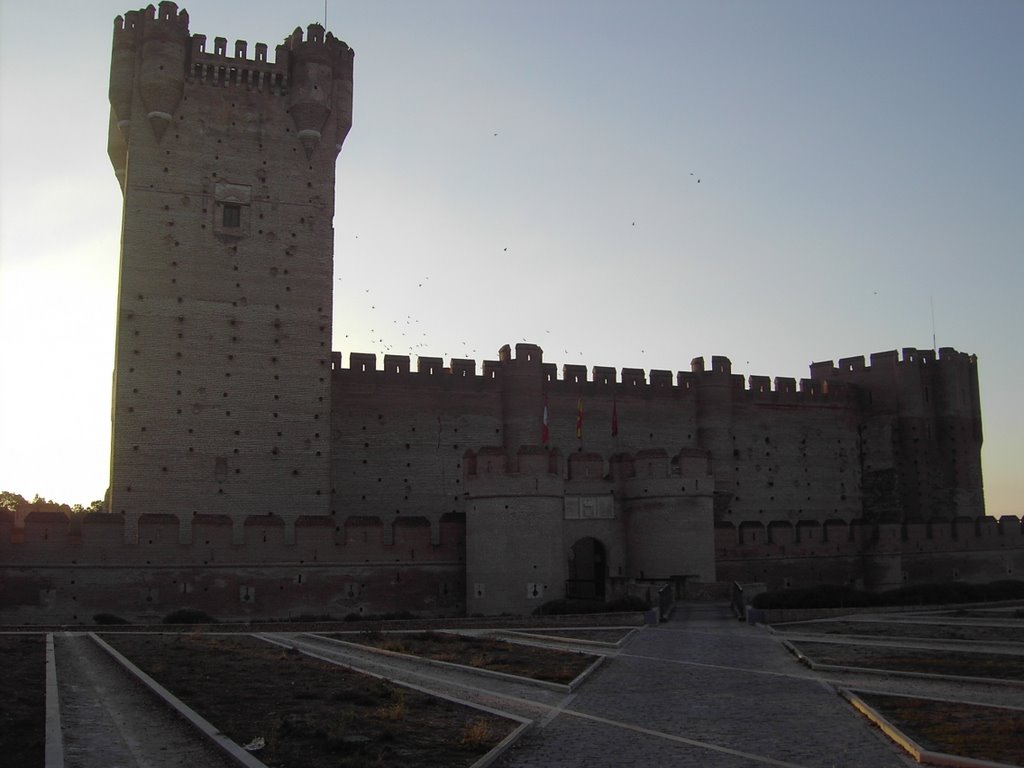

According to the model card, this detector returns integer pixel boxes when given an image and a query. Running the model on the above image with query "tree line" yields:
[0,491,105,519]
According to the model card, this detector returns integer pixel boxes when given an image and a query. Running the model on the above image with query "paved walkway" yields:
[491,603,913,768]
[285,604,914,767]
[54,633,237,768]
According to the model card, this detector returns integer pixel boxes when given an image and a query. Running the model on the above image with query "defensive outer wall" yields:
[3,343,1021,623]
[1,5,1021,624]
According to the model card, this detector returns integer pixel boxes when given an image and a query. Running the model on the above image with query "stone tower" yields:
[107,3,353,544]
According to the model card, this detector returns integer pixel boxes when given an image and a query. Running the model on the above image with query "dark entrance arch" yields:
[567,537,607,600]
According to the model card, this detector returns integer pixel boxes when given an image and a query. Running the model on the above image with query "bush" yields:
[533,596,650,616]
[751,584,872,610]
[162,608,216,624]
[93,613,129,625]
[977,580,1024,601]
[605,595,651,613]
[752,579,1024,610]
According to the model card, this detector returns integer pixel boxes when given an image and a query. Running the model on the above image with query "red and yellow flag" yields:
[575,397,583,439]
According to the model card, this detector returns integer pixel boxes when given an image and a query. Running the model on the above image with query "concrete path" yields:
[491,603,913,768]
[282,604,914,767]
[54,633,238,768]
[268,631,570,722]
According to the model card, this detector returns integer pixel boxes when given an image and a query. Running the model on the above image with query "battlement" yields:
[189,34,290,90]
[716,515,1023,560]
[188,23,353,93]
[111,8,355,154]
[330,346,860,403]
[810,346,978,380]
[334,351,503,381]
[114,2,189,38]
[463,446,712,483]
[0,509,464,566]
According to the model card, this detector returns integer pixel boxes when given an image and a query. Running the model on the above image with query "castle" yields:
[1,4,1020,624]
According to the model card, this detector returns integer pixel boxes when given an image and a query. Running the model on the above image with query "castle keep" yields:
[0,5,1019,624]
[107,3,351,544]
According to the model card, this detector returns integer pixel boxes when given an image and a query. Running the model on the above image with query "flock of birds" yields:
[335,129,705,369]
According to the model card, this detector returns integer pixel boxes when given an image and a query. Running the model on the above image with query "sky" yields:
[0,1,1021,517]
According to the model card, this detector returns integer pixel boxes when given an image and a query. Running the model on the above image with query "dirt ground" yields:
[776,619,1023,644]
[336,630,598,683]
[102,633,517,768]
[858,692,1024,766]
[790,639,1024,681]
[0,634,45,767]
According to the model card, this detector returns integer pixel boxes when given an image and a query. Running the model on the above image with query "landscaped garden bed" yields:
[335,630,598,683]
[753,580,1024,611]
[791,640,1024,681]
[855,692,1024,766]
[0,633,45,768]
[775,619,1023,644]
[102,632,516,768]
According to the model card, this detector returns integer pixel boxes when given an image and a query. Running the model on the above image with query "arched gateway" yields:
[567,537,607,600]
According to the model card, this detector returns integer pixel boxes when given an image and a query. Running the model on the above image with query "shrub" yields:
[290,613,333,623]
[605,595,651,613]
[978,580,1024,601]
[752,579,1024,610]
[162,608,217,624]
[93,613,129,625]
[461,718,493,748]
[342,610,416,623]
[533,596,650,616]
[752,584,872,610]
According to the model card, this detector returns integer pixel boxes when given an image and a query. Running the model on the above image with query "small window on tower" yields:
[223,204,241,228]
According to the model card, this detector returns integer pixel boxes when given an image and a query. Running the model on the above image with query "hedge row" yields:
[751,580,1024,610]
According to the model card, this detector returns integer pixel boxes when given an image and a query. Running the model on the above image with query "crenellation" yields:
[650,369,673,387]
[567,452,605,480]
[382,354,410,374]
[902,347,935,364]
[748,375,771,393]
[775,377,796,394]
[563,364,587,384]
[417,356,443,374]
[621,368,645,386]
[838,355,866,372]
[799,378,822,395]
[328,348,894,400]
[870,349,899,368]
[349,352,376,372]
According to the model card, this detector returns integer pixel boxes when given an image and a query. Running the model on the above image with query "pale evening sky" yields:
[0,1,1021,518]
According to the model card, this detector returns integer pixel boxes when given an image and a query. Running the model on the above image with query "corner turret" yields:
[285,23,354,158]
[138,2,190,140]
